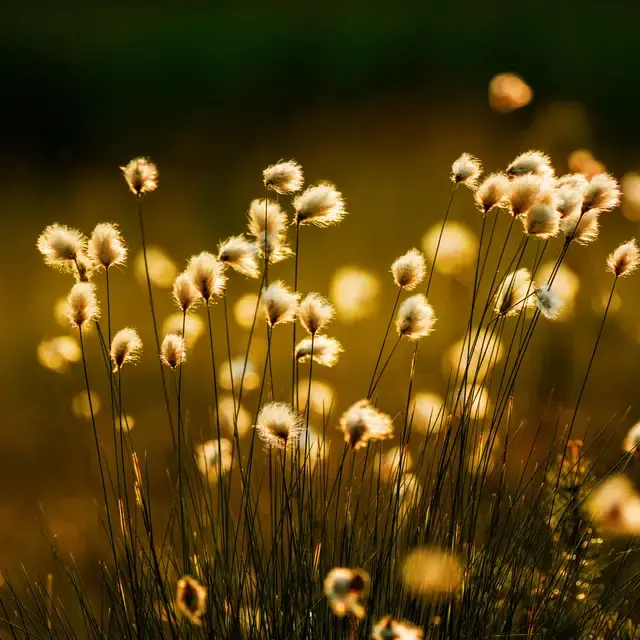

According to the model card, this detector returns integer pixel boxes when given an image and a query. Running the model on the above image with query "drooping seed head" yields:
[339,399,394,450]
[293,183,347,227]
[65,283,100,328]
[450,153,482,189]
[323,568,370,619]
[172,271,200,313]
[255,402,303,450]
[522,203,560,239]
[88,223,127,269]
[186,252,227,303]
[494,268,534,317]
[371,616,424,640]
[582,173,621,214]
[295,335,343,367]
[160,333,186,369]
[396,295,436,340]
[560,210,600,245]
[262,281,299,326]
[217,235,260,278]
[176,576,207,625]
[121,157,158,197]
[607,239,640,278]
[298,293,335,335]
[37,224,87,269]
[391,249,426,291]
[475,172,510,214]
[263,159,304,194]
[534,285,564,320]
[110,327,142,371]
[508,175,552,217]
[506,150,555,179]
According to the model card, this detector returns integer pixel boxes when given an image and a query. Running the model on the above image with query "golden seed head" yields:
[298,293,335,335]
[475,172,510,214]
[247,198,288,236]
[607,239,640,278]
[494,268,534,317]
[522,203,560,239]
[160,333,186,369]
[396,295,436,340]
[65,282,100,328]
[293,183,347,227]
[450,153,482,189]
[263,159,304,194]
[338,399,394,450]
[534,285,564,320]
[508,175,553,217]
[560,210,600,245]
[262,281,300,326]
[391,249,427,290]
[295,335,343,367]
[121,157,158,197]
[255,402,303,450]
[186,252,227,302]
[88,222,127,269]
[506,150,555,179]
[217,235,260,278]
[37,224,86,269]
[582,172,620,214]
[172,271,200,313]
[110,327,142,371]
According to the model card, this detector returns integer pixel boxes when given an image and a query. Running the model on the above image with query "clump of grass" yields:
[7,150,640,639]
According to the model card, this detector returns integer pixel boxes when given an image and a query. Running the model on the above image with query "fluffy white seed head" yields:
[110,327,142,371]
[88,223,127,269]
[37,224,87,269]
[293,183,347,227]
[247,198,288,236]
[298,293,335,335]
[262,281,300,326]
[391,249,426,290]
[396,295,436,340]
[176,576,207,625]
[475,172,510,214]
[263,160,304,194]
[295,335,343,367]
[65,283,100,328]
[506,150,555,179]
[582,173,621,213]
[255,230,294,264]
[508,175,553,217]
[450,153,482,189]
[339,399,394,450]
[218,235,260,278]
[72,252,96,283]
[534,285,564,320]
[187,252,227,302]
[607,239,640,278]
[555,174,587,219]
[372,617,423,640]
[121,157,158,197]
[255,402,303,450]
[561,210,600,245]
[172,271,200,313]
[523,203,560,239]
[494,269,534,317]
[323,568,370,619]
[161,334,186,369]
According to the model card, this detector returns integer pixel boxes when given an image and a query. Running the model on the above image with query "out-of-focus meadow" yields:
[2,5,640,578]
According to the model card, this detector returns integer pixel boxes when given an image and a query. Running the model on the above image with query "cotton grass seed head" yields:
[218,235,260,278]
[73,252,96,283]
[255,230,294,264]
[475,172,510,214]
[494,268,533,317]
[176,576,206,625]
[450,153,482,189]
[262,281,299,326]
[401,548,462,597]
[255,402,303,451]
[298,293,335,335]
[607,239,640,278]
[187,252,227,302]
[295,335,343,367]
[582,173,621,214]
[37,224,86,269]
[391,249,426,290]
[372,616,424,640]
[508,174,552,217]
[323,568,370,619]
[263,159,304,194]
[339,399,394,450]
[160,334,186,369]
[623,422,640,455]
[523,203,560,239]
[555,174,587,218]
[561,210,600,245]
[247,198,288,236]
[506,150,554,179]
[396,295,436,340]
[534,285,564,320]
[110,328,142,371]
[172,271,200,313]
[293,183,347,227]
[88,223,127,269]
[65,283,99,328]
[121,157,158,197]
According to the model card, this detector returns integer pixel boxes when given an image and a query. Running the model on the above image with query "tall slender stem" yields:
[292,223,301,408]
[177,310,188,573]
[425,183,457,296]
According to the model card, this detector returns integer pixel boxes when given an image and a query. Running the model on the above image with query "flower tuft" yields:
[298,293,335,335]
[187,252,227,302]
[37,224,87,270]
[607,239,640,278]
[121,157,158,197]
[522,203,560,239]
[88,223,127,269]
[506,150,555,179]
[293,183,347,227]
[218,235,260,278]
[561,210,600,245]
[391,249,426,291]
[396,295,436,340]
[534,285,564,320]
[172,271,200,313]
[338,399,394,450]
[508,175,553,217]
[255,402,303,450]
[582,173,621,214]
[475,172,510,214]
[161,334,186,369]
[555,174,587,219]
[110,327,142,371]
[450,153,482,189]
[494,269,534,317]
[295,335,343,367]
[262,281,300,326]
[65,283,100,328]
[263,159,304,194]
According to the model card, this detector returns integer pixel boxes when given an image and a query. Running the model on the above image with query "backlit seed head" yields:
[255,402,303,450]
[582,173,621,214]
[187,252,227,302]
[295,335,343,367]
[176,576,207,625]
[391,249,426,290]
[506,150,555,179]
[172,271,200,313]
[523,203,560,239]
[324,568,370,619]
[73,252,97,283]
[298,293,335,335]
[160,334,186,369]
[110,327,142,371]
[339,399,394,450]
[475,172,510,214]
[263,159,304,194]
[262,281,300,326]
[65,283,100,328]
[247,198,288,236]
[396,295,436,340]
[293,183,347,227]
[37,224,86,269]
[88,223,127,269]
[534,285,564,320]
[607,239,640,278]
[121,157,158,197]
[254,230,294,264]
[218,235,260,278]
[508,175,552,217]
[555,174,587,219]
[450,153,482,189]
[561,210,600,245]
[494,268,533,317]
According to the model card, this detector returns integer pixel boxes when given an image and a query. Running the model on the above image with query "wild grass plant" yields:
[7,152,640,638]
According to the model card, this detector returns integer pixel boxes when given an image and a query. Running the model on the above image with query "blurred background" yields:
[2,4,640,578]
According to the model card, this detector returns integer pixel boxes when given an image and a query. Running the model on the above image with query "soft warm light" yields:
[489,73,533,113]
[329,266,380,323]
[422,221,477,276]
[234,293,260,329]
[134,246,178,288]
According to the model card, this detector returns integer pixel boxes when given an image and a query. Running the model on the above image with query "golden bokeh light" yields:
[422,221,478,276]
[134,246,178,288]
[489,73,533,113]
[329,266,380,323]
